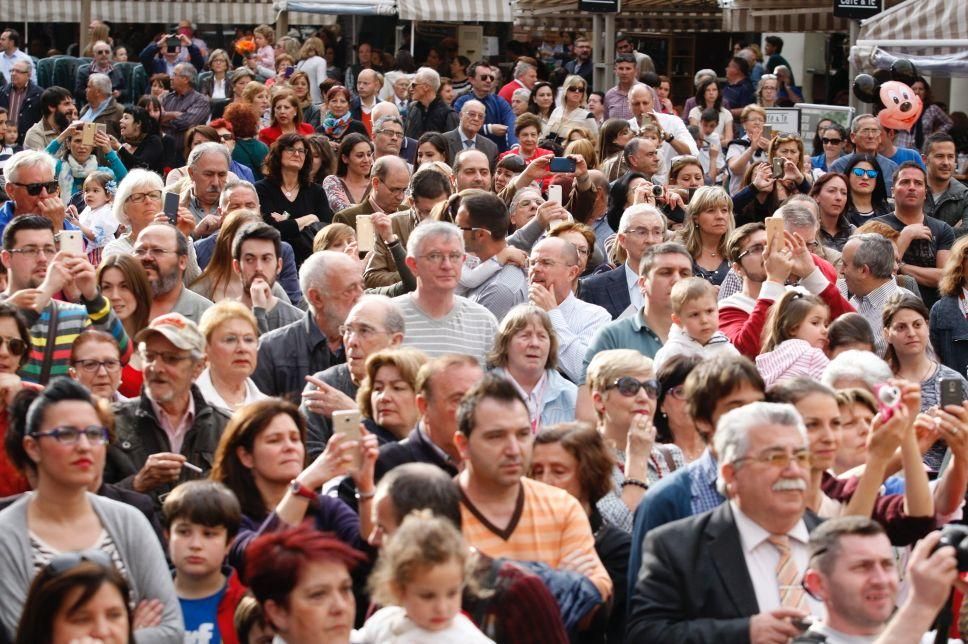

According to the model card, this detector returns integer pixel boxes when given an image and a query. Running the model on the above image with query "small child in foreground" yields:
[652,276,737,372]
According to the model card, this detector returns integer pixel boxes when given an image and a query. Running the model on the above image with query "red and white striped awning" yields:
[4,0,283,23]
[858,0,968,55]
[398,0,512,22]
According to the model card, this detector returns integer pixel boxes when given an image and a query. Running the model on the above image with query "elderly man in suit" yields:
[627,401,819,643]
[444,100,498,170]
[333,155,411,230]
[0,59,43,145]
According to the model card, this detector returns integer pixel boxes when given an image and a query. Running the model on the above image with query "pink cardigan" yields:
[755,339,830,387]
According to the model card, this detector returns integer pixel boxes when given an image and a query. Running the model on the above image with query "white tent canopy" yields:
[398,0,512,21]
[273,0,396,14]
[851,0,968,76]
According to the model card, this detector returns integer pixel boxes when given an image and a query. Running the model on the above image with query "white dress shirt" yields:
[548,292,612,382]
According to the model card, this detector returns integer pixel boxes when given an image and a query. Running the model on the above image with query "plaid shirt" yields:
[689,448,725,516]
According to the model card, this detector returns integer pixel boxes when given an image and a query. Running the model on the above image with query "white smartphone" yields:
[547,184,563,205]
[59,230,85,255]
[765,216,785,250]
[355,215,375,253]
[331,410,363,470]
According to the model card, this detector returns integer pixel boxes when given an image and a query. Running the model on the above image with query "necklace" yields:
[281,183,299,199]
[702,246,718,257]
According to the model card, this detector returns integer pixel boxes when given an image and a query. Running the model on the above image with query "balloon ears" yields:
[852,59,922,131]
[852,74,878,104]
[890,59,918,85]
[852,59,919,109]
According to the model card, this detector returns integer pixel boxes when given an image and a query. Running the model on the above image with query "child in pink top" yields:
[755,290,830,387]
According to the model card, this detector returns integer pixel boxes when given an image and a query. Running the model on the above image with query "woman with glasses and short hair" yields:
[755,73,779,108]
[585,349,684,533]
[255,133,333,264]
[196,301,268,415]
[69,330,126,403]
[0,378,182,642]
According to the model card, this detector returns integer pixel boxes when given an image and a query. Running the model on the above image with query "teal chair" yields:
[36,56,61,89]
[52,57,82,90]
[115,62,138,103]
[130,64,148,102]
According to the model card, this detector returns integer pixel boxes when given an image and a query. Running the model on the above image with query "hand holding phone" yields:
[547,184,563,205]
[765,216,784,250]
[331,410,363,470]
[163,192,180,224]
[549,157,576,173]
[58,230,85,256]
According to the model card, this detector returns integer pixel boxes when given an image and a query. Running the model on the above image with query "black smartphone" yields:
[163,191,180,224]
[549,157,576,173]
[939,377,965,408]
[772,157,785,179]
[284,66,295,78]
[165,36,181,50]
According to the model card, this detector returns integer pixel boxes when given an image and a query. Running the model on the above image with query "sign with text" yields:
[795,103,855,155]
[833,0,882,20]
[579,0,620,12]
[764,108,801,136]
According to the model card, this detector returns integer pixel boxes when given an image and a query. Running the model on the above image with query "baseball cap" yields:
[134,313,206,354]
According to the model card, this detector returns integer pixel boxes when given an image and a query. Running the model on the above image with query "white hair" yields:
[511,88,530,103]
[219,179,258,210]
[188,142,230,169]
[4,150,56,185]
[821,350,893,389]
[406,221,463,259]
[87,72,113,97]
[414,66,441,93]
[349,294,406,336]
[112,169,164,226]
[618,204,665,233]
[299,250,346,310]
[714,401,807,496]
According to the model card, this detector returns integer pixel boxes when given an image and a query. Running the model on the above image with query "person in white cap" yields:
[105,312,230,504]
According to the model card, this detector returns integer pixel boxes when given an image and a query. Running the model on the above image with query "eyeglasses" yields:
[45,550,114,576]
[72,359,122,373]
[9,68,29,75]
[738,243,766,260]
[419,251,464,265]
[851,167,879,179]
[856,128,881,136]
[93,49,111,55]
[376,130,404,140]
[339,323,389,340]
[624,227,664,238]
[668,384,686,400]
[30,425,111,445]
[573,245,590,257]
[567,86,586,93]
[133,247,177,258]
[606,376,661,399]
[10,181,59,196]
[284,147,307,156]
[219,133,235,142]
[9,245,56,259]
[820,137,843,146]
[216,334,258,347]
[140,349,194,366]
[477,75,495,82]
[0,336,27,356]
[733,449,811,469]
[126,190,162,204]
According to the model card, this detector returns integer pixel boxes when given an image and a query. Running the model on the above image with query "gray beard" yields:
[149,267,182,297]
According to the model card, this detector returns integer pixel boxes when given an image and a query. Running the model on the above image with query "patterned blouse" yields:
[596,443,685,534]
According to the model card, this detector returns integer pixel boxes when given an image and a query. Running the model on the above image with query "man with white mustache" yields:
[628,401,820,643]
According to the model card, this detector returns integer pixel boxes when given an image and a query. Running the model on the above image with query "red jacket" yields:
[258,122,315,146]
[217,569,248,644]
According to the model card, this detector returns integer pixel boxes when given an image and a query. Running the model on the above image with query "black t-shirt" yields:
[874,211,954,307]
[254,179,332,264]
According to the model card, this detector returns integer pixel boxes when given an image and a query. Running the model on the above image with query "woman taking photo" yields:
[317,85,368,149]
[97,255,151,398]
[844,154,891,226]
[197,301,268,415]
[211,399,373,567]
[585,349,684,533]
[255,133,333,264]
[732,134,811,225]
[932,236,968,380]
[15,551,134,644]
[530,424,629,643]
[688,79,733,143]
[224,101,270,182]
[810,123,847,172]
[47,123,127,203]
[488,305,577,432]
[527,81,556,134]
[200,48,233,100]
[322,133,373,214]
[117,105,164,174]
[653,354,705,463]
[677,185,733,286]
[605,171,651,233]
[356,348,427,445]
[810,172,855,252]
[288,71,322,130]
[0,303,34,498]
[244,524,366,644]
[546,75,599,141]
[0,379,182,642]
[726,104,770,194]
[259,91,315,146]
[598,118,632,181]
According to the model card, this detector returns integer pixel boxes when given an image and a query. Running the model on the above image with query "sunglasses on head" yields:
[820,137,842,145]
[45,549,114,576]
[11,181,59,196]
[851,167,879,179]
[607,376,661,399]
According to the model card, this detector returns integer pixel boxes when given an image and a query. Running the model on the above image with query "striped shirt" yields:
[464,263,528,322]
[17,294,132,385]
[394,294,499,367]
[460,477,613,600]
[549,293,612,383]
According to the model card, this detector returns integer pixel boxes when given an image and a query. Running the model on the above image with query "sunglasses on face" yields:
[477,75,495,82]
[851,167,879,179]
[0,336,28,357]
[821,137,843,145]
[567,86,586,93]
[606,376,661,399]
[11,181,59,196]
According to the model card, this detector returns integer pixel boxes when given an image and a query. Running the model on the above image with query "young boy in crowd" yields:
[692,108,727,184]
[163,480,247,644]
[652,276,737,371]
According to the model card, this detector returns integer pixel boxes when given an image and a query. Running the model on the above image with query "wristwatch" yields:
[289,479,317,501]
[664,133,674,143]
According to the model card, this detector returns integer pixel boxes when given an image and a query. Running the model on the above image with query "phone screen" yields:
[549,157,576,173]
[163,192,180,223]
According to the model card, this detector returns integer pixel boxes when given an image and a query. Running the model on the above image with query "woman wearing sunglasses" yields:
[0,378,182,642]
[546,74,599,142]
[0,302,35,497]
[16,549,134,644]
[585,349,684,534]
[844,155,892,226]
[809,123,847,172]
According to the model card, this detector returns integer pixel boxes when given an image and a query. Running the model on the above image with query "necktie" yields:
[768,534,806,610]
[464,139,475,150]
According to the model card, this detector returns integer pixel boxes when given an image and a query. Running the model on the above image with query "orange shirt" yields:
[460,477,612,600]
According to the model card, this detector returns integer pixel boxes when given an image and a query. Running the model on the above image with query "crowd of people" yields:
[0,18,967,644]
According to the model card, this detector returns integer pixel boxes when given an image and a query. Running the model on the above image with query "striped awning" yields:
[398,0,512,22]
[275,0,396,15]
[858,0,968,55]
[514,0,724,32]
[721,0,905,32]
[4,0,280,23]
